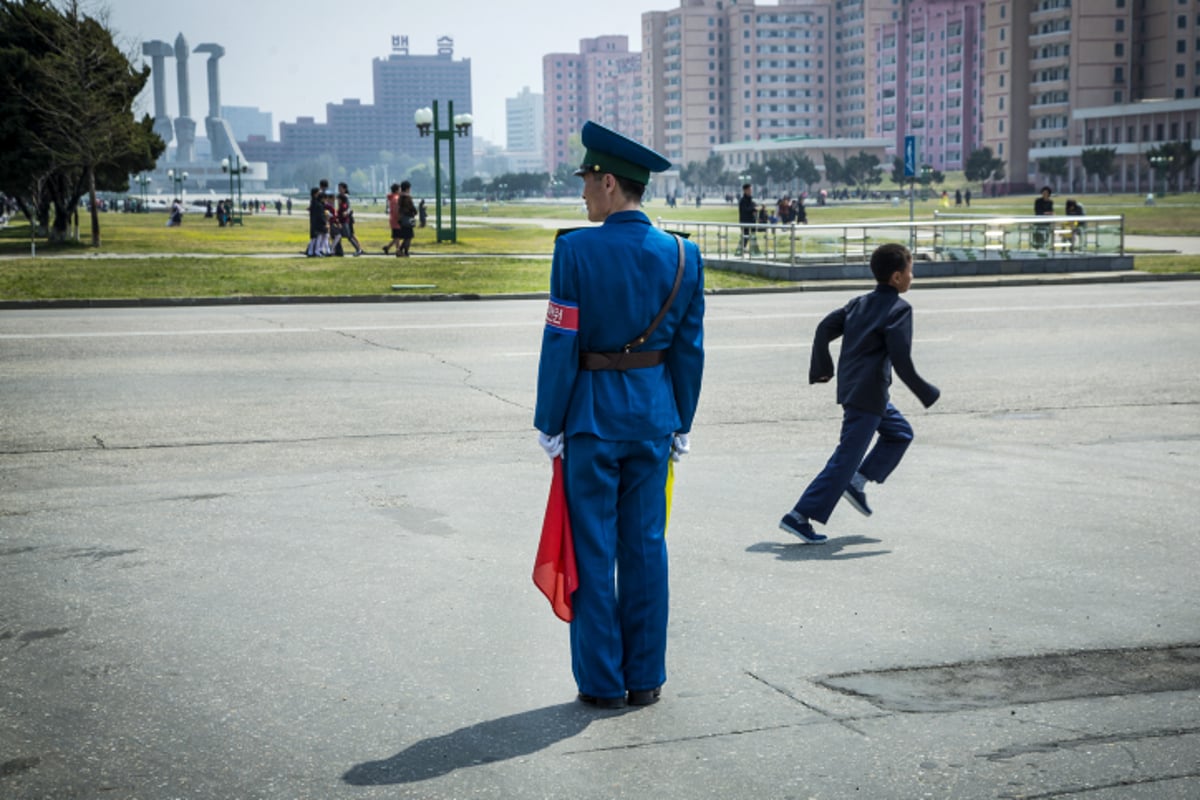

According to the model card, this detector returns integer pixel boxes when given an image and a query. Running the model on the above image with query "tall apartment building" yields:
[536,0,1199,192]
[876,0,985,172]
[986,0,1200,193]
[506,86,545,172]
[543,37,641,173]
[641,0,909,169]
[243,37,473,180]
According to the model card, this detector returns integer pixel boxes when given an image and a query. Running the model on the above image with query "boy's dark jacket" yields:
[809,284,940,415]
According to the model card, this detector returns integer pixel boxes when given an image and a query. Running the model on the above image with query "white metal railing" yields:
[656,214,1126,266]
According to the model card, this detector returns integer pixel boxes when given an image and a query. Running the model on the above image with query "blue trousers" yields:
[794,403,913,525]
[563,434,671,700]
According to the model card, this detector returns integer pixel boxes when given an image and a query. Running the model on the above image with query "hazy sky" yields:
[105,0,682,148]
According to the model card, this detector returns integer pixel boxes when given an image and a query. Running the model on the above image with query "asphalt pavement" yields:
[1,282,1198,799]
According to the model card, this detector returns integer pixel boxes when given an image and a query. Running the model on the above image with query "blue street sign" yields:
[904,135,916,179]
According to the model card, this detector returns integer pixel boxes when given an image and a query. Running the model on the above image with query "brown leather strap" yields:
[578,235,686,372]
[580,350,667,370]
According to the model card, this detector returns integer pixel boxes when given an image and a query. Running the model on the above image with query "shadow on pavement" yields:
[747,535,890,561]
[342,702,599,785]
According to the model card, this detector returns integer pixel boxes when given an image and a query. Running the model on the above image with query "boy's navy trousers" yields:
[794,403,913,525]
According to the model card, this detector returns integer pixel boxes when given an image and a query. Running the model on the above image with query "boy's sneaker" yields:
[842,485,873,517]
[779,512,828,544]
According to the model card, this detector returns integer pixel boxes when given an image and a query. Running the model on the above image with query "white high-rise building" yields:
[506,86,545,172]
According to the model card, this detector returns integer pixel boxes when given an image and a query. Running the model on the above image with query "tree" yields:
[1037,156,1069,190]
[0,0,164,245]
[1146,141,1197,193]
[843,151,883,188]
[964,147,1005,190]
[823,154,845,187]
[1080,147,1117,193]
[792,154,820,190]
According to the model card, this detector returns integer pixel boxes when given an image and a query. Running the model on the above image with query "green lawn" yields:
[1,192,1196,301]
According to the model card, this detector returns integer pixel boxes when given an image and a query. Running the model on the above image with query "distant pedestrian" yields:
[305,187,329,257]
[396,181,417,257]
[955,189,962,207]
[737,183,757,255]
[418,198,427,228]
[286,197,292,215]
[336,182,365,256]
[384,183,402,254]
[166,198,184,227]
[964,189,971,207]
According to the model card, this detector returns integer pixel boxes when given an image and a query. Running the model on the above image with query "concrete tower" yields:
[141,40,174,148]
[195,43,247,165]
[172,32,196,163]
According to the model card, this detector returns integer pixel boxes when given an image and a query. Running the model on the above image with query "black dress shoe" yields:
[627,687,662,706]
[578,692,626,709]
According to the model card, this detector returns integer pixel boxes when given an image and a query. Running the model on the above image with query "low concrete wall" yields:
[707,254,1136,282]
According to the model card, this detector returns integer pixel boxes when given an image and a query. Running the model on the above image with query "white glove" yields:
[670,433,690,462]
[538,431,564,459]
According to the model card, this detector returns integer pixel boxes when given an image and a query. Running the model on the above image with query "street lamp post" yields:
[221,156,249,226]
[414,101,473,243]
[166,168,188,200]
[1149,154,1169,198]
[134,173,152,211]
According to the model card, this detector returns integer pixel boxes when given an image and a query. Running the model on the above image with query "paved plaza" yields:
[1,282,1198,799]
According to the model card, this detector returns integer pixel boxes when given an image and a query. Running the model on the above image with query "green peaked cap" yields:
[574,121,671,185]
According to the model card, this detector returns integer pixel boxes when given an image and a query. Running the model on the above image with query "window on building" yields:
[1116,19,1125,32]
[1179,40,1187,53]
[1116,43,1124,56]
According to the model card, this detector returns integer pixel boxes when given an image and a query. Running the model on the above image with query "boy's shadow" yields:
[747,535,889,561]
[342,702,602,785]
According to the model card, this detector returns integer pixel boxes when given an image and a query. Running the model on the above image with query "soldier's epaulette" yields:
[555,227,587,240]
[663,230,692,239]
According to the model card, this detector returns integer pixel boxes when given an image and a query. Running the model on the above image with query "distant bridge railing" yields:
[655,214,1127,268]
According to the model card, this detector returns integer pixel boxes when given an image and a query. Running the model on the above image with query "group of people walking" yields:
[303,180,426,258]
[306,180,365,258]
[383,181,417,257]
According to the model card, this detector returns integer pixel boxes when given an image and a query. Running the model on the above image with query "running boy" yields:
[780,243,940,544]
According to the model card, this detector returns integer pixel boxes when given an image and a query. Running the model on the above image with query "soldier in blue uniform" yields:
[534,121,705,710]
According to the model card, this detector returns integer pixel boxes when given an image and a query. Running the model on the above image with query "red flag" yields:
[533,456,578,622]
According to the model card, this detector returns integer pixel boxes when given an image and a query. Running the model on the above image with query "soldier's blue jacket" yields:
[534,210,705,441]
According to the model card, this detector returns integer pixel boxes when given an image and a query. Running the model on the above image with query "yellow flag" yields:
[664,460,675,535]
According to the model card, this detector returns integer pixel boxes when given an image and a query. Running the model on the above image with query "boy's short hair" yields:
[869,243,911,283]
[400,180,412,191]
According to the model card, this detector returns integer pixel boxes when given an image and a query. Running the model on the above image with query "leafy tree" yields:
[890,157,908,187]
[792,154,820,189]
[1080,147,1117,192]
[551,162,581,196]
[1145,142,1197,193]
[843,151,883,188]
[1037,156,1069,189]
[700,154,726,193]
[0,0,164,245]
[745,161,771,192]
[964,147,1005,186]
[823,154,844,187]
[678,161,702,193]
